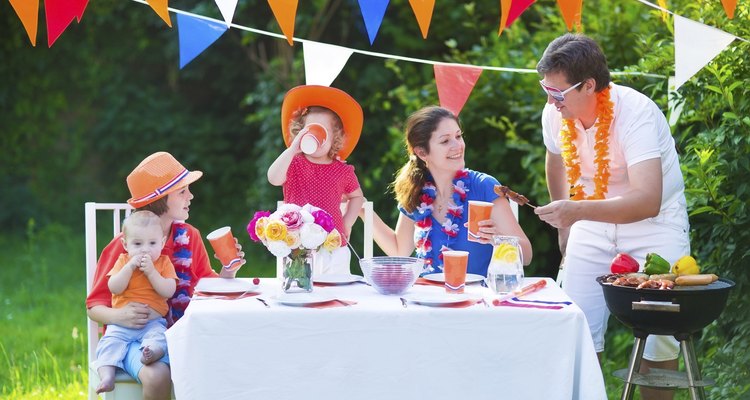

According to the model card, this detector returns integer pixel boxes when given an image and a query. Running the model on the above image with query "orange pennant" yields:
[9,0,39,46]
[408,0,435,39]
[267,0,298,46]
[434,64,483,116]
[720,0,737,19]
[498,0,512,36]
[146,0,172,27]
[556,0,583,31]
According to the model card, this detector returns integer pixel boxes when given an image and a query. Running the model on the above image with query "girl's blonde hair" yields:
[289,106,345,160]
[392,106,459,212]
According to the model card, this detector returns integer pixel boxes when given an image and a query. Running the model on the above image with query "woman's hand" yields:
[464,219,498,245]
[115,303,151,329]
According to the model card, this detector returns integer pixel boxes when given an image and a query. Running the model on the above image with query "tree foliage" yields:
[1,0,749,396]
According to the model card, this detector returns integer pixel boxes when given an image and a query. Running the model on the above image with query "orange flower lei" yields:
[559,86,614,200]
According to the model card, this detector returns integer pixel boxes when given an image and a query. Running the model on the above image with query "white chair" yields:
[85,202,145,400]
[275,201,374,277]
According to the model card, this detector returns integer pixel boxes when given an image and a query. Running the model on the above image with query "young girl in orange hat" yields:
[268,85,365,274]
[86,151,245,399]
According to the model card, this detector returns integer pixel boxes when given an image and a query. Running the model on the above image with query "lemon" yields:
[493,243,519,263]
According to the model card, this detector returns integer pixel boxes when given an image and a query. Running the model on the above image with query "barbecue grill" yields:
[597,276,735,400]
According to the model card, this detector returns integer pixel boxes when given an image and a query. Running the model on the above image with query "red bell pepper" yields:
[610,253,640,274]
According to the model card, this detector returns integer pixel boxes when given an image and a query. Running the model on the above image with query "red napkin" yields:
[194,291,260,300]
[414,278,444,287]
[492,299,563,310]
[304,300,357,309]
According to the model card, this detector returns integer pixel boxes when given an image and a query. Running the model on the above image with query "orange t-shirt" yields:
[108,254,178,316]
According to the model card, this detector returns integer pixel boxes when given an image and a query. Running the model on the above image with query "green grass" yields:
[0,221,697,399]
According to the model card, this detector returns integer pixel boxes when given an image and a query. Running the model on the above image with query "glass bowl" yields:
[360,256,424,295]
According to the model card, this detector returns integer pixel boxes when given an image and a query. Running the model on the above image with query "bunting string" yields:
[130,0,667,79]
[634,0,748,44]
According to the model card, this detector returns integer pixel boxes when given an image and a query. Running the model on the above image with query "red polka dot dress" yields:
[283,154,361,245]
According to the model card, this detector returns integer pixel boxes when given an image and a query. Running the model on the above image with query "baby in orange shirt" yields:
[93,210,178,394]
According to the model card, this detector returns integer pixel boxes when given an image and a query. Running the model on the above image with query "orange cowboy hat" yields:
[281,85,363,161]
[126,152,203,208]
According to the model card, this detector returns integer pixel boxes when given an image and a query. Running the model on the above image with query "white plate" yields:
[402,293,482,306]
[313,274,363,285]
[272,293,336,306]
[194,278,259,294]
[423,273,485,284]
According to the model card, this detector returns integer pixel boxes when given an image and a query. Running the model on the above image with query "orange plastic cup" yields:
[442,250,469,294]
[299,123,329,155]
[206,227,242,271]
[467,200,493,242]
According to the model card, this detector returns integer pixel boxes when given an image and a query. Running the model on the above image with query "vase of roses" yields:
[247,203,342,293]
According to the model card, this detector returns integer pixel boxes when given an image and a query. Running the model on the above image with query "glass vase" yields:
[282,249,314,293]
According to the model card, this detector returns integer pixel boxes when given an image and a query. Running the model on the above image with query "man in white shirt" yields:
[534,33,689,400]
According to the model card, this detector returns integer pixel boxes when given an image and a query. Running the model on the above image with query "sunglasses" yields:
[539,80,583,102]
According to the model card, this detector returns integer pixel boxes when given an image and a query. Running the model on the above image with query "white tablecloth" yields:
[166,277,606,400]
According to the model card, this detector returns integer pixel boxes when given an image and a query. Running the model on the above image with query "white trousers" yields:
[313,246,352,275]
[563,204,690,361]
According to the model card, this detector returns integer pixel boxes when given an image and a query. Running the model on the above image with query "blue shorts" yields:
[122,340,170,383]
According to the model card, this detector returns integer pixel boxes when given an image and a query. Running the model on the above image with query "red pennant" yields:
[507,0,535,28]
[75,0,89,22]
[9,0,39,46]
[556,0,583,31]
[434,64,483,116]
[721,0,737,19]
[45,0,78,47]
[267,0,298,45]
[408,0,435,39]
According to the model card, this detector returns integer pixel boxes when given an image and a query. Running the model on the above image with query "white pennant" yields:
[674,15,735,90]
[214,0,238,27]
[303,41,354,87]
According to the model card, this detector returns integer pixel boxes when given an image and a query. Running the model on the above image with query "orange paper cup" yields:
[468,200,493,242]
[299,123,329,155]
[206,227,242,271]
[442,250,469,294]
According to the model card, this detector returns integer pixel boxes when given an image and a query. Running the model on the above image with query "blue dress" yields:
[399,169,500,277]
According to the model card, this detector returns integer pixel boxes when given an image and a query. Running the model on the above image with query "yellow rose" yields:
[264,220,288,242]
[322,229,342,252]
[255,217,269,241]
[285,231,301,249]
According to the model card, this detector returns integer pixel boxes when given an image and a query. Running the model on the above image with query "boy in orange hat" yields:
[86,151,245,399]
[93,210,177,394]
[268,85,365,274]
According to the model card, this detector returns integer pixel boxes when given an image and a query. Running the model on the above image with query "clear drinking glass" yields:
[486,235,524,294]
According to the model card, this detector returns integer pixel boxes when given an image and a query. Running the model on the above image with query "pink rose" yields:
[247,211,271,242]
[280,210,304,230]
[311,210,335,233]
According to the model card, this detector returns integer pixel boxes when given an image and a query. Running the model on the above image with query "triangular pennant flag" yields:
[498,0,511,36]
[303,42,354,87]
[74,0,89,22]
[408,0,435,39]
[434,64,483,116]
[674,15,735,90]
[656,0,669,23]
[146,0,172,27]
[45,0,78,47]
[720,0,737,19]
[215,0,239,27]
[267,0,298,46]
[177,14,228,69]
[555,0,583,31]
[358,0,390,45]
[9,0,39,46]
[507,0,535,27]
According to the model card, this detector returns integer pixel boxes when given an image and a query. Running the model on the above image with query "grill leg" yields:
[621,336,646,400]
[681,337,706,400]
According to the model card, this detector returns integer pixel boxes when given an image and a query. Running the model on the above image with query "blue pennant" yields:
[177,14,228,69]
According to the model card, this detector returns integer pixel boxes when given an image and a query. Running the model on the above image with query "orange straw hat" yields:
[281,85,363,161]
[126,152,203,208]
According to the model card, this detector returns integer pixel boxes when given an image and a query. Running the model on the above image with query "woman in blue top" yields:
[370,106,532,276]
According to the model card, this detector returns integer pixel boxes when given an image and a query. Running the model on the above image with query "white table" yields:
[166,277,606,400]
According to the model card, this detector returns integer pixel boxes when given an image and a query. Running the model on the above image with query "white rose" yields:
[299,209,314,224]
[299,223,327,249]
[266,240,291,258]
